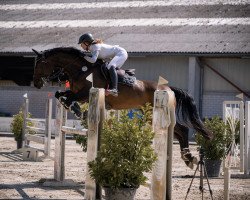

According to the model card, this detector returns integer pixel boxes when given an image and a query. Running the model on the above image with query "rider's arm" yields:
[84,50,99,63]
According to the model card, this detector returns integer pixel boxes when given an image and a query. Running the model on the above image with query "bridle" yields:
[35,55,80,85]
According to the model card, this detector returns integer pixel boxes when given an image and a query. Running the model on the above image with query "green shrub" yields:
[88,104,157,189]
[74,103,88,152]
[10,108,33,141]
[195,116,232,160]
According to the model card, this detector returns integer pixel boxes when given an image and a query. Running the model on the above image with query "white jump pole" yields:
[245,101,250,175]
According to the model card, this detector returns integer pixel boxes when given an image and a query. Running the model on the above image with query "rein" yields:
[42,67,64,83]
[37,55,81,84]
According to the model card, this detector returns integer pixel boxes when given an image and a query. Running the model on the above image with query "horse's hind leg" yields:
[174,123,197,169]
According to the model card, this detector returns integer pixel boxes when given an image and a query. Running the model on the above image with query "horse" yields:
[32,47,212,169]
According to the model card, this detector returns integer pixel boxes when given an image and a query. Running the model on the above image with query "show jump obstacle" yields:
[20,98,52,161]
[44,88,105,200]
[223,100,250,174]
[223,101,250,200]
[44,87,175,200]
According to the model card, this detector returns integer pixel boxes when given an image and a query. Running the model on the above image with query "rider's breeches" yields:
[107,49,128,69]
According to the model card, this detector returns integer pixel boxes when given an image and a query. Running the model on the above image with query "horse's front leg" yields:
[54,88,89,119]
[62,92,83,119]
[55,90,74,109]
[174,123,198,169]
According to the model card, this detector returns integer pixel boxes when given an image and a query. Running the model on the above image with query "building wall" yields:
[0,56,249,120]
[124,56,250,119]
[203,58,250,92]
[124,55,189,90]
[202,57,250,118]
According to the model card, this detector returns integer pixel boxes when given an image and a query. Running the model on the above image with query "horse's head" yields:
[32,49,55,89]
[32,47,104,90]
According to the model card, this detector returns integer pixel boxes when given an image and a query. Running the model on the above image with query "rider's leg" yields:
[107,66,118,96]
[106,51,127,97]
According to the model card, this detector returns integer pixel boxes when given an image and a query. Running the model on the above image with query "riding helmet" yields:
[78,33,94,44]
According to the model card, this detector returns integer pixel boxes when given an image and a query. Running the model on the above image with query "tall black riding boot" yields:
[107,66,118,97]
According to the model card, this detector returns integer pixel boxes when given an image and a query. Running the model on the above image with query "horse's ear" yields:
[32,49,42,57]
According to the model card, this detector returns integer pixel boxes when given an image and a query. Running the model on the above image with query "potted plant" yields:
[88,104,157,200]
[195,116,232,177]
[10,108,33,149]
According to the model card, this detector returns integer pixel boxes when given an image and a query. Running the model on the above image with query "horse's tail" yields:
[170,86,213,140]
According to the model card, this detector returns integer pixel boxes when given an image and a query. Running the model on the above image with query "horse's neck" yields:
[55,54,80,76]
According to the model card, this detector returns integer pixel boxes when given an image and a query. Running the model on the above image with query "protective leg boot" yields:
[107,66,118,97]
[59,96,69,109]
[69,101,82,119]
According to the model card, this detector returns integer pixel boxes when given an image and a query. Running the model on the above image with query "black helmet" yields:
[78,33,94,44]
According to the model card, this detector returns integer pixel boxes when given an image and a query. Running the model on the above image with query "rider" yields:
[78,33,128,97]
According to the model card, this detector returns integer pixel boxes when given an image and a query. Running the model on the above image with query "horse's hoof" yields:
[185,161,194,169]
[188,162,194,169]
[192,157,198,165]
[181,151,192,161]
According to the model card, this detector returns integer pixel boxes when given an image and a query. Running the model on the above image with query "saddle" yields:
[100,63,136,87]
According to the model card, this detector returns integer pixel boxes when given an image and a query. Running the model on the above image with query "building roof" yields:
[0,0,250,55]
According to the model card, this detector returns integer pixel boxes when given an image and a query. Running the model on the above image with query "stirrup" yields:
[106,89,118,97]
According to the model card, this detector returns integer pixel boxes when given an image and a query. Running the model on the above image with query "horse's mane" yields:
[42,47,105,67]
[43,47,85,58]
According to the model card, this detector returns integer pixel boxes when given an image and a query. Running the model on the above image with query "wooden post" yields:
[224,166,230,200]
[22,98,29,148]
[151,90,175,200]
[245,101,250,175]
[166,90,176,200]
[85,88,105,200]
[44,98,52,157]
[54,100,65,181]
[239,101,244,172]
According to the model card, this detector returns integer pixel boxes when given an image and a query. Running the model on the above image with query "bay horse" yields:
[32,47,212,169]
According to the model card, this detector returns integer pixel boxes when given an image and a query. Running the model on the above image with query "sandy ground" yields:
[0,135,250,200]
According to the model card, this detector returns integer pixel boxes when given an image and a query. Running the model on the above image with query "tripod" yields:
[185,147,214,200]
